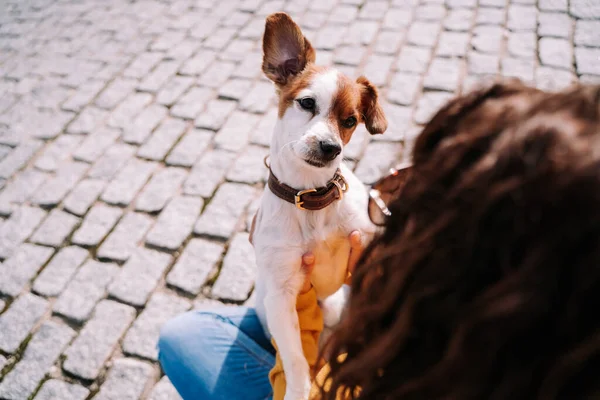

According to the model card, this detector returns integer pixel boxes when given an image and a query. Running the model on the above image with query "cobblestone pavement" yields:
[0,0,598,398]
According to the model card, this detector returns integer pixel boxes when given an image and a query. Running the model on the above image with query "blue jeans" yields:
[158,307,276,400]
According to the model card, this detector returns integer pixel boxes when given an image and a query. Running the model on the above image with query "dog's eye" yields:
[342,116,357,129]
[298,98,316,111]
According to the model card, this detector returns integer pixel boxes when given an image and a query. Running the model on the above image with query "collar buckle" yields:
[295,188,318,210]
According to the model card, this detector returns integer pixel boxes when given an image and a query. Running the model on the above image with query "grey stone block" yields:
[34,379,89,400]
[53,260,119,323]
[94,358,155,400]
[197,61,236,89]
[137,118,188,161]
[250,108,277,147]
[436,31,469,58]
[165,129,212,167]
[0,141,43,179]
[73,127,120,163]
[107,92,153,129]
[97,212,153,262]
[179,49,218,76]
[539,0,567,11]
[67,106,109,135]
[212,233,256,301]
[575,47,600,76]
[30,209,79,247]
[31,161,89,207]
[72,204,123,247]
[387,73,420,107]
[0,170,47,216]
[123,293,191,360]
[414,91,454,125]
[0,321,74,400]
[32,246,88,297]
[424,58,461,92]
[501,58,535,83]
[218,79,253,101]
[167,238,224,295]
[396,46,431,74]
[87,143,136,180]
[468,52,499,75]
[138,61,180,93]
[472,25,504,54]
[63,301,136,380]
[123,52,164,79]
[536,67,576,91]
[538,12,571,38]
[0,293,48,354]
[135,167,188,213]
[226,146,270,184]
[95,78,138,109]
[355,141,404,184]
[407,21,440,48]
[156,76,195,107]
[570,0,600,19]
[0,243,55,297]
[170,87,213,120]
[148,377,182,400]
[146,196,203,251]
[196,99,238,130]
[362,55,394,87]
[342,20,379,46]
[0,206,47,260]
[507,5,537,31]
[214,111,261,152]
[507,32,536,59]
[194,183,257,239]
[34,135,83,172]
[123,104,168,145]
[444,8,474,31]
[476,7,505,25]
[539,37,573,69]
[101,158,156,206]
[63,178,106,216]
[108,248,173,307]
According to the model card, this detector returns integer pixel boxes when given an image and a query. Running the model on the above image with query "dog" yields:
[250,13,387,399]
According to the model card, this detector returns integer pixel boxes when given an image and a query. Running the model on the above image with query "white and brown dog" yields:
[250,13,387,399]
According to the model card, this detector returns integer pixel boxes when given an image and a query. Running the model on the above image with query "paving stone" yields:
[423,58,461,92]
[396,46,431,74]
[0,321,74,400]
[123,52,164,79]
[108,248,173,307]
[232,51,262,80]
[135,167,187,213]
[580,74,600,84]
[95,78,138,110]
[375,103,412,142]
[0,170,47,215]
[73,127,120,163]
[123,293,191,360]
[507,5,537,31]
[170,87,213,120]
[436,31,469,58]
[194,183,257,239]
[63,178,106,216]
[476,7,505,25]
[211,233,256,301]
[94,358,154,400]
[32,246,88,297]
[203,27,238,50]
[328,4,359,24]
[71,204,123,248]
[444,8,474,32]
[138,61,180,93]
[31,161,89,207]
[30,209,79,247]
[362,55,394,87]
[107,92,153,129]
[575,20,600,47]
[507,32,536,59]
[34,135,83,172]
[575,47,600,76]
[146,196,203,251]
[165,129,212,167]
[156,76,196,107]
[539,37,573,69]
[195,99,238,131]
[18,110,74,140]
[148,377,183,400]
[382,8,413,30]
[240,82,276,114]
[407,21,441,47]
[97,212,153,262]
[213,111,261,152]
[468,52,499,75]
[333,46,367,66]
[221,39,256,62]
[501,58,535,83]
[570,0,600,19]
[167,238,224,295]
[535,67,577,91]
[101,158,156,206]
[0,293,48,353]
[415,4,445,20]
[123,104,168,145]
[0,206,47,260]
[472,25,504,54]
[414,91,455,125]
[226,145,269,184]
[355,141,404,184]
[218,79,253,101]
[87,143,136,180]
[151,31,187,51]
[197,61,237,89]
[251,108,277,147]
[538,12,571,39]
[179,49,218,76]
[0,140,43,179]
[189,19,220,40]
[62,80,106,113]
[344,125,370,160]
[63,300,136,380]
[34,379,90,400]
[540,0,567,11]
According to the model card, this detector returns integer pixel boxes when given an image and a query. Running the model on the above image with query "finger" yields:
[302,252,315,268]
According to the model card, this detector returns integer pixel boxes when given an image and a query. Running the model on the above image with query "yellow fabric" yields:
[269,288,350,400]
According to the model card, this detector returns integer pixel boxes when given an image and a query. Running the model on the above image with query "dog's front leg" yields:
[263,257,311,400]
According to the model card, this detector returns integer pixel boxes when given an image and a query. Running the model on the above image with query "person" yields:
[158,80,600,399]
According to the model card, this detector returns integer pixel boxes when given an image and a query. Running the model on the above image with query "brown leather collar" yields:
[267,168,349,211]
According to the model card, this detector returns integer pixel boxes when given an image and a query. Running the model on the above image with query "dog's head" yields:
[263,13,387,170]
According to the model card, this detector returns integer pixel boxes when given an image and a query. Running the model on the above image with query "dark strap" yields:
[267,168,348,211]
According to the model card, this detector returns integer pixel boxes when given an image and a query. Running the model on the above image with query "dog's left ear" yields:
[262,13,316,86]
[357,76,387,135]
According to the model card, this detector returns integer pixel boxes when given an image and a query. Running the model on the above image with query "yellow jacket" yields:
[268,288,344,400]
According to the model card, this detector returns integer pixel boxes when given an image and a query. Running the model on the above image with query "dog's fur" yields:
[251,13,387,399]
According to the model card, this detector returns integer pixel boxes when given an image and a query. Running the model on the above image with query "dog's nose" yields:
[319,140,341,161]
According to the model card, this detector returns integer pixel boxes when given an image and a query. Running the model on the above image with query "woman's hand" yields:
[300,231,365,294]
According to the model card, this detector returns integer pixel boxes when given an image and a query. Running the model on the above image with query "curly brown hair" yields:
[321,81,600,400]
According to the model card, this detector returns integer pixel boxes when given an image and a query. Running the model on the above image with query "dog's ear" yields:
[262,13,315,86]
[357,76,387,135]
